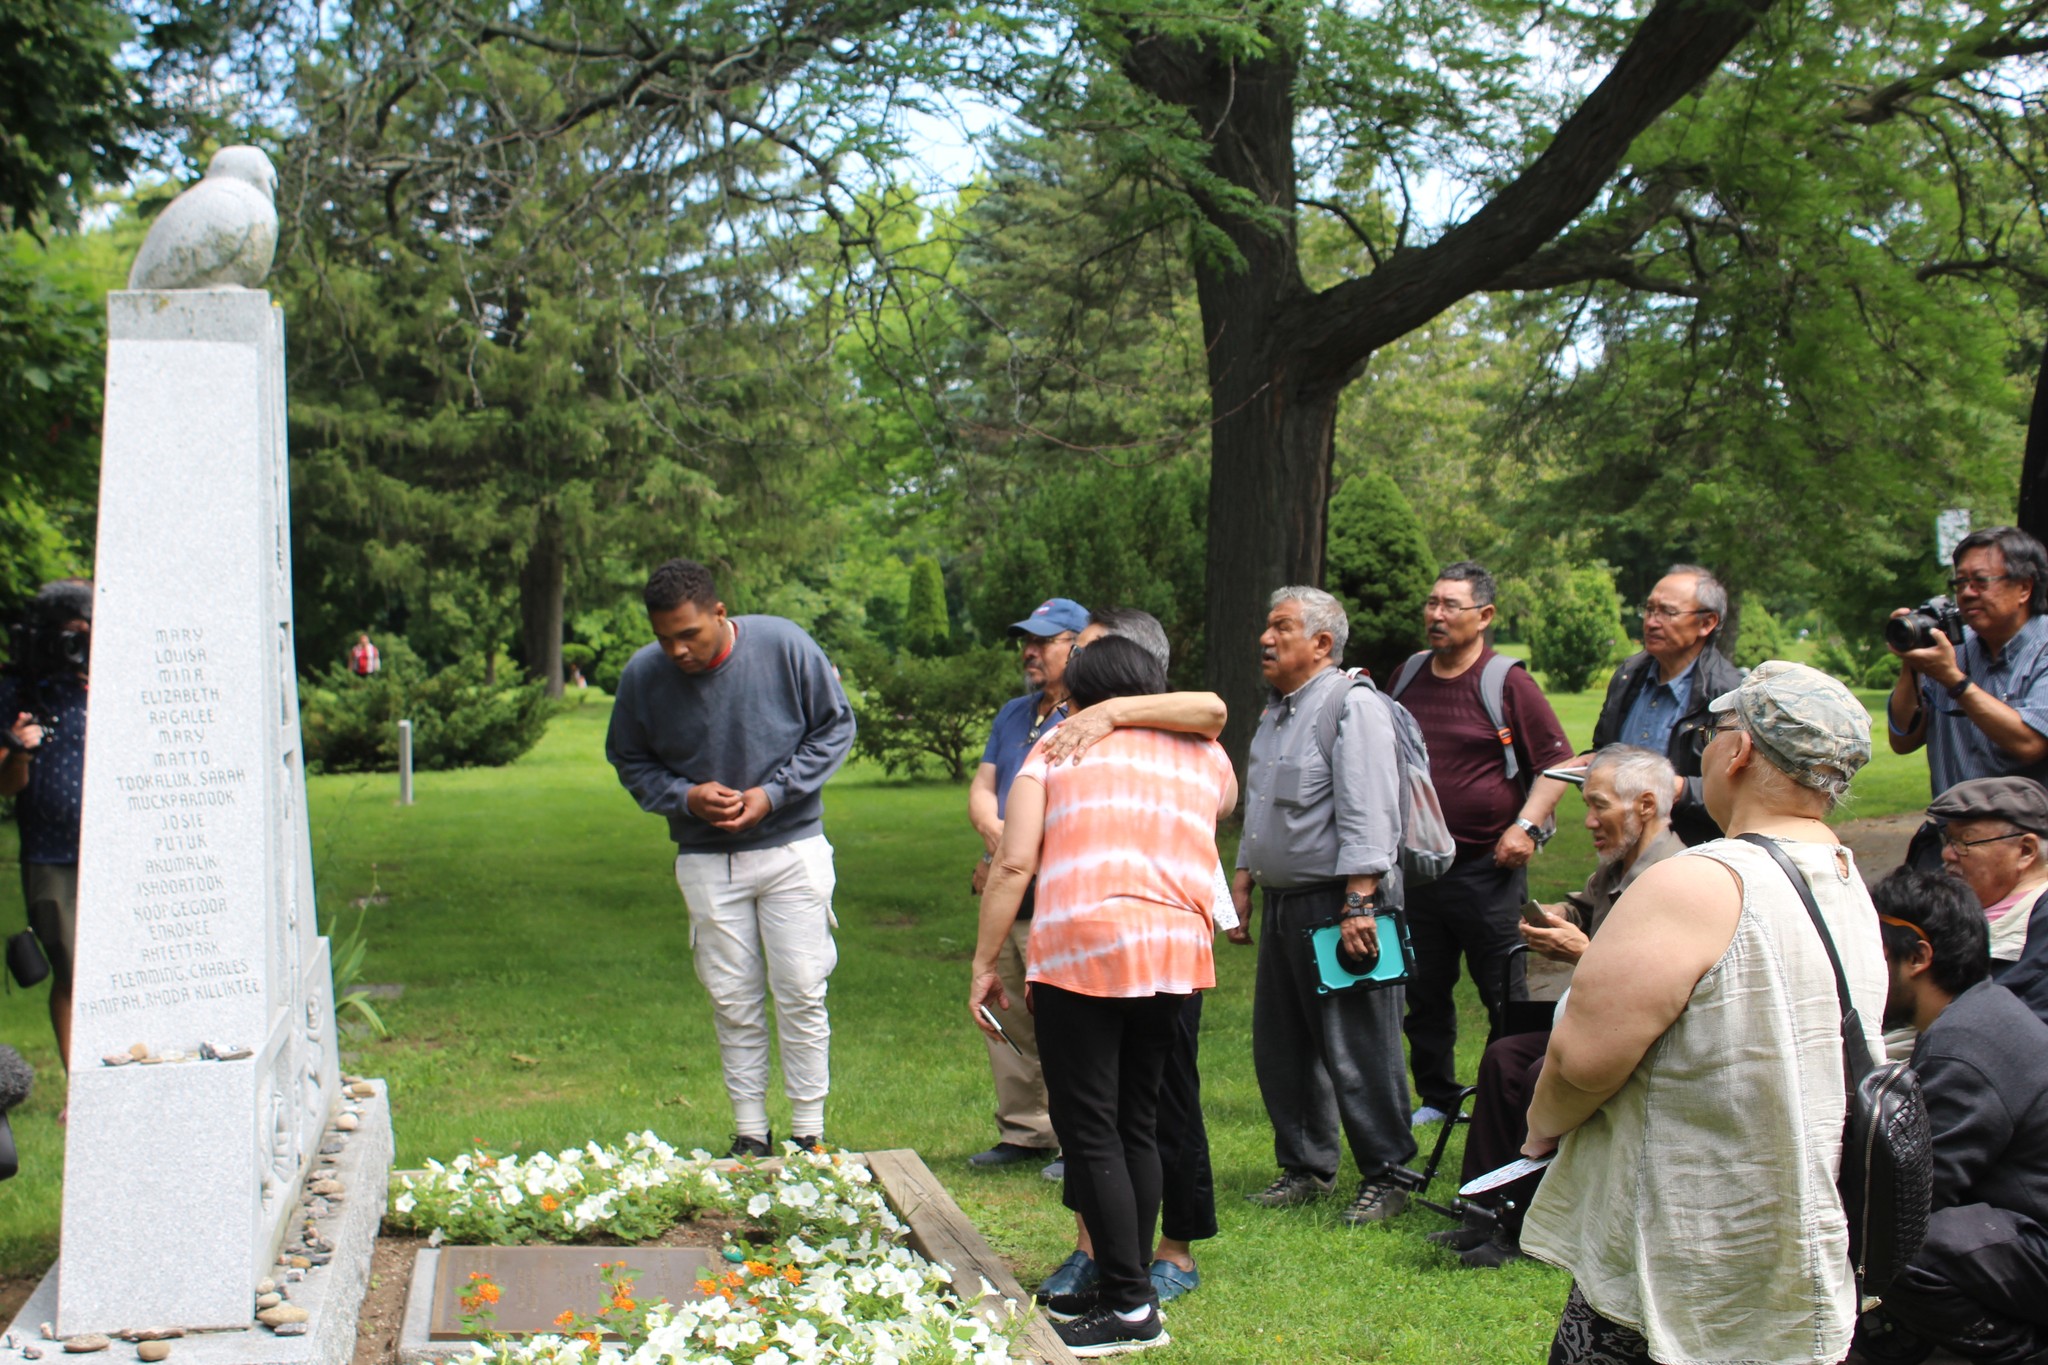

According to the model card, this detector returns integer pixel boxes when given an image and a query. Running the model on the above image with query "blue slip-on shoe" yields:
[1149,1259,1199,1304]
[1036,1250,1099,1304]
[1042,1158,1066,1181]
[1410,1105,1451,1127]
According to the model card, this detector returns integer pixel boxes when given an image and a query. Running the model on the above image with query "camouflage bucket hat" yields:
[1707,660,1871,795]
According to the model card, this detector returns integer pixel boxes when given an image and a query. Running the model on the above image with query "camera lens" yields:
[1885,613,1932,653]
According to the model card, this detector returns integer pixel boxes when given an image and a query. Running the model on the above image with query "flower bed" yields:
[388,1134,1025,1365]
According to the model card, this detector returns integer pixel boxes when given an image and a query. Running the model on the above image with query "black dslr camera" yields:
[1885,596,1965,653]
[0,580,90,751]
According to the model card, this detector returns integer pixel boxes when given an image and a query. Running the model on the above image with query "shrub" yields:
[904,555,950,657]
[300,653,551,773]
[1732,599,1794,670]
[1530,564,1626,693]
[841,641,1014,781]
[1325,470,1435,680]
[1815,633,1900,690]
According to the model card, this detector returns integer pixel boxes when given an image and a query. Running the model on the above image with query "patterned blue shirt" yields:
[1615,655,1699,758]
[1901,613,2048,796]
[0,674,87,865]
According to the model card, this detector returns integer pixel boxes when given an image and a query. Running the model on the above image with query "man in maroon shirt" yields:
[1391,562,1575,1123]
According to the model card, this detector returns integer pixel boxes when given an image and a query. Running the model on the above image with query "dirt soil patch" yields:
[1835,811,1926,884]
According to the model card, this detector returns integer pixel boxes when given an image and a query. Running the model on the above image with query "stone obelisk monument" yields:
[13,147,390,1355]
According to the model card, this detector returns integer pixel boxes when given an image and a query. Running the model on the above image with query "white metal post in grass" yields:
[399,718,414,805]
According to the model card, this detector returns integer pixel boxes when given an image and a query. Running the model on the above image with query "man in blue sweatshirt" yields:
[607,560,857,1158]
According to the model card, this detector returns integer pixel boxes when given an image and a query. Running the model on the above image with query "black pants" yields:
[1156,992,1217,1243]
[1403,854,1527,1113]
[1061,992,1218,1245]
[1035,982,1184,1313]
[1458,1029,1549,1236]
[1880,1203,2048,1360]
[1251,884,1414,1183]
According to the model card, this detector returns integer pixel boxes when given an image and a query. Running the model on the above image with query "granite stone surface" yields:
[127,147,278,291]
[4,1085,393,1365]
[56,289,340,1334]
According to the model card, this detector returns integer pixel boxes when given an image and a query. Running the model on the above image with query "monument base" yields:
[0,1083,391,1365]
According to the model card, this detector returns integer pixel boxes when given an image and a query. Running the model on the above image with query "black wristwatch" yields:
[1341,890,1379,919]
[1514,817,1550,848]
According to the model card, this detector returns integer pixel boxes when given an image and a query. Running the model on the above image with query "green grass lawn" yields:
[0,681,1931,1360]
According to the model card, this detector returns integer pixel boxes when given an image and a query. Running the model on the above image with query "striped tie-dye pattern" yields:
[1015,728,1232,998]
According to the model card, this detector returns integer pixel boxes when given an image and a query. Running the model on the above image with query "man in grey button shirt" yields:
[1230,586,1416,1225]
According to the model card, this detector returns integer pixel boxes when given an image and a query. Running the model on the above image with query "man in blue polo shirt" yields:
[1889,526,2048,797]
[965,595,1089,1171]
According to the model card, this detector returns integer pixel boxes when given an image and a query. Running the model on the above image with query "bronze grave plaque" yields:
[427,1246,721,1339]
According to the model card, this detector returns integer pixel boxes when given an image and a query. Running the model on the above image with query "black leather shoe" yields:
[789,1134,824,1152]
[727,1132,773,1159]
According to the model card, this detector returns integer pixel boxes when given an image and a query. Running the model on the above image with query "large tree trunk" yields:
[519,520,566,698]
[1122,0,1772,768]
[2019,339,2048,544]
[1203,377,1345,764]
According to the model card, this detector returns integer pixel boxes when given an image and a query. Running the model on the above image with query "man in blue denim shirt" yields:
[1888,527,2048,799]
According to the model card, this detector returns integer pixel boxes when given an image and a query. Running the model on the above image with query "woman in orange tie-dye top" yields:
[971,635,1237,1356]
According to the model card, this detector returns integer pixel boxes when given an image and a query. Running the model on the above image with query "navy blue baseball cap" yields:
[1008,597,1090,637]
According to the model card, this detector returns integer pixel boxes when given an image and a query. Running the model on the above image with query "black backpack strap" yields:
[1736,833,1877,1083]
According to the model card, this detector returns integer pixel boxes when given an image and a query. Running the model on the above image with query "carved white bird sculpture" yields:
[127,146,279,291]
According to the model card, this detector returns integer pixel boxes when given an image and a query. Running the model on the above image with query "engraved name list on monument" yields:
[81,624,262,1030]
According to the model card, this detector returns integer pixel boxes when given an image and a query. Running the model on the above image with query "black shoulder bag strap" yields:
[1736,833,1877,1087]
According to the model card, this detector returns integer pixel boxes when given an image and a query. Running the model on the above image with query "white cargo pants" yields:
[674,834,838,1135]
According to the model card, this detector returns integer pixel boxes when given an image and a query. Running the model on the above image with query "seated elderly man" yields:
[1851,868,2048,1365]
[1928,777,2048,965]
[1428,745,1683,1268]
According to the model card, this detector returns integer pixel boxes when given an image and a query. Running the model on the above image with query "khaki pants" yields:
[986,917,1054,1147]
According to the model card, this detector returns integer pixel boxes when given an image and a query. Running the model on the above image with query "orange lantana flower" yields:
[539,1194,560,1212]
[554,1310,577,1328]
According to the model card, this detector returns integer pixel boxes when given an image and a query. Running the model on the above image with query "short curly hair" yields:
[644,560,719,613]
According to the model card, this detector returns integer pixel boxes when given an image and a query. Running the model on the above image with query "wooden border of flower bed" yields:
[860,1149,1076,1365]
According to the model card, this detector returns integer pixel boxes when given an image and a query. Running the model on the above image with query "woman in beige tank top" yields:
[1519,662,1887,1365]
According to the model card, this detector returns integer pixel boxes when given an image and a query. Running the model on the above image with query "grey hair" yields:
[1587,744,1676,822]
[1270,586,1350,658]
[1664,564,1727,628]
[1091,606,1171,671]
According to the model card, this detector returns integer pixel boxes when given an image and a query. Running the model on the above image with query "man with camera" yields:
[1888,526,2048,805]
[0,580,92,1072]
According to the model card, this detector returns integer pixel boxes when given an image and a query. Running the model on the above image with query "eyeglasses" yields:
[1948,574,2016,593]
[1939,829,2029,855]
[1641,604,1708,621]
[1423,598,1485,615]
[1689,717,1745,758]
[1019,632,1076,652]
